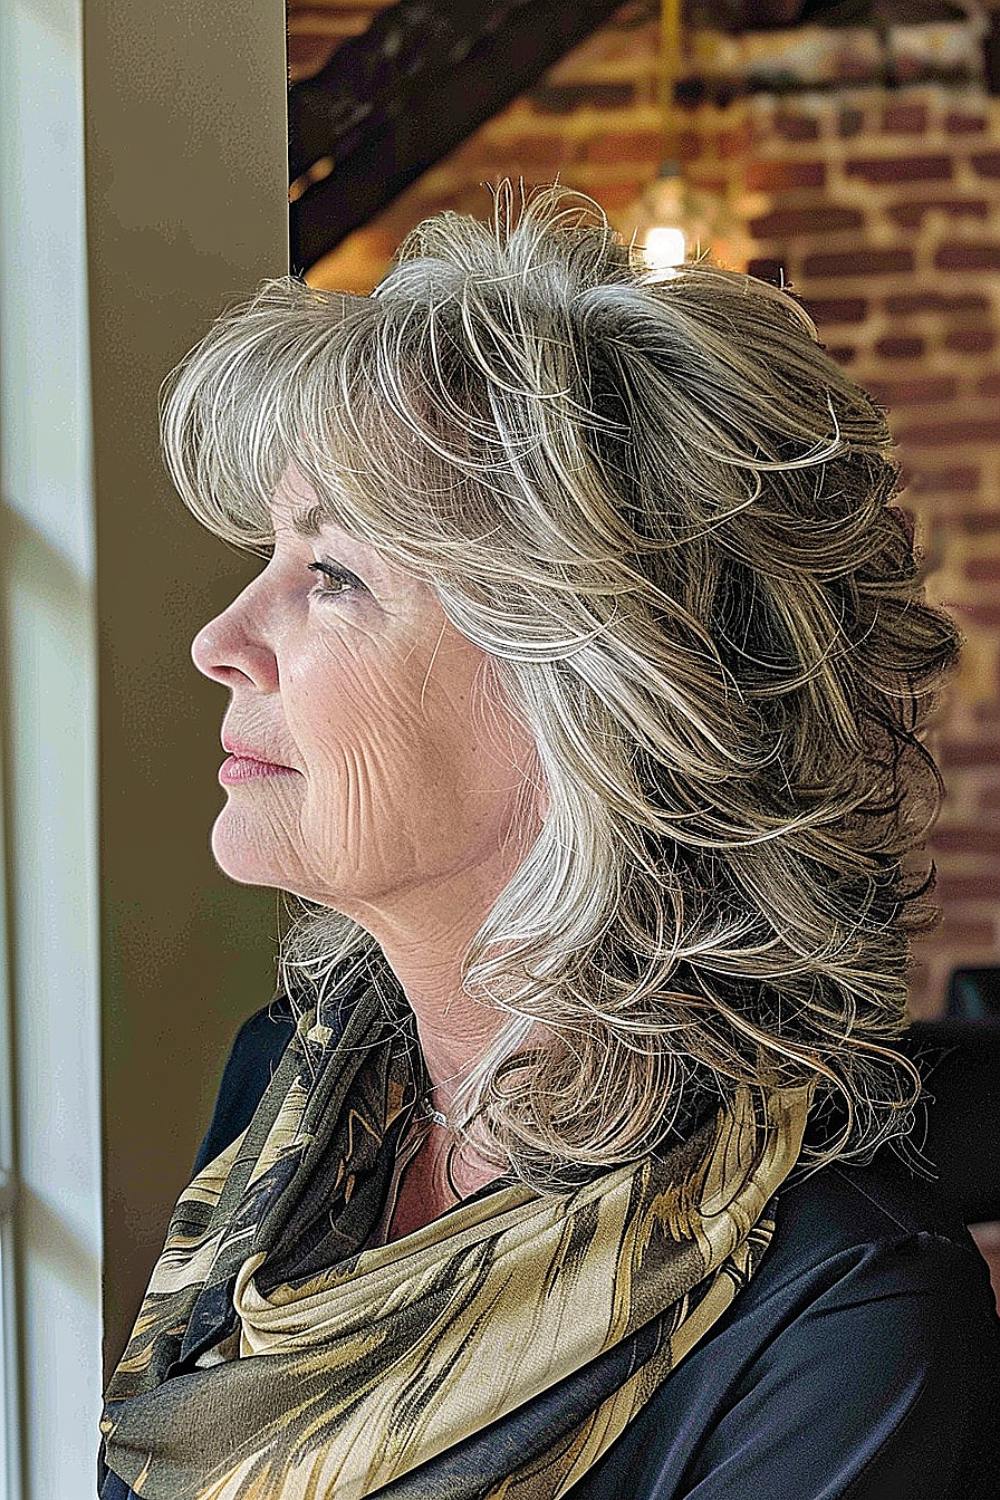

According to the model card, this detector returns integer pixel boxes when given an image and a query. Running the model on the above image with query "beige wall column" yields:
[82,3,289,1392]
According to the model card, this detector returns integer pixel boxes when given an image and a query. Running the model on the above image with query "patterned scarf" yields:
[100,959,815,1499]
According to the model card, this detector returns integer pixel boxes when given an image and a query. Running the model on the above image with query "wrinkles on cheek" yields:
[315,614,383,657]
[337,738,382,862]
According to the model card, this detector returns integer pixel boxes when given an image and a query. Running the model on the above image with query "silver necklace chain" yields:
[415,1091,454,1130]
[409,1090,465,1205]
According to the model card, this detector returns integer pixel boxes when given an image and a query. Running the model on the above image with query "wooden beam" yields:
[288,0,629,272]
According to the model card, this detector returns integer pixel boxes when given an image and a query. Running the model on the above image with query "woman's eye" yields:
[306,560,362,601]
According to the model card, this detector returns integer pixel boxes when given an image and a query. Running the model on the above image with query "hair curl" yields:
[160,179,961,1196]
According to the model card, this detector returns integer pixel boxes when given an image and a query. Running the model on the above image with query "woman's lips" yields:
[219,755,299,784]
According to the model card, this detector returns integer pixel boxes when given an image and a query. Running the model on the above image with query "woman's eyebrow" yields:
[277,501,396,584]
[289,505,373,564]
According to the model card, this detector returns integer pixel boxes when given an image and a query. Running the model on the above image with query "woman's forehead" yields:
[269,462,323,525]
[268,468,356,547]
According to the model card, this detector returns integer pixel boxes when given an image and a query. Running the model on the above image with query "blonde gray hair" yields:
[160,180,960,1195]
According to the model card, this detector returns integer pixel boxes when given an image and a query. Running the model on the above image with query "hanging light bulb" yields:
[631,162,741,274]
[623,0,742,274]
[644,222,687,269]
[640,164,687,271]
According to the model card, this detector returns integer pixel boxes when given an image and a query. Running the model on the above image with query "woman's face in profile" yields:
[190,463,542,923]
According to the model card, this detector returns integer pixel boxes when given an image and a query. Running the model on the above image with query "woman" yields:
[99,181,1000,1499]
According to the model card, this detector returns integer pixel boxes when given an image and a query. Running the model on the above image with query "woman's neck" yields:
[381,1116,505,1246]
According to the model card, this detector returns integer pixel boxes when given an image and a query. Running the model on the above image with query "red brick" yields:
[935,243,1000,271]
[595,181,651,212]
[529,82,635,113]
[826,344,857,364]
[749,205,863,238]
[584,130,682,164]
[935,834,995,870]
[874,334,925,359]
[935,874,1000,902]
[677,129,705,163]
[801,296,867,324]
[944,327,997,354]
[773,112,820,141]
[970,151,1000,179]
[952,512,1000,536]
[885,292,991,316]
[895,418,998,445]
[936,916,996,946]
[977,373,1000,398]
[880,102,928,133]
[886,198,989,229]
[464,135,580,174]
[844,155,952,185]
[945,111,987,134]
[980,785,1000,811]
[946,602,1000,630]
[744,160,825,191]
[903,464,980,495]
[966,558,1000,583]
[803,247,913,278]
[838,106,865,138]
[865,375,957,407]
[932,827,1000,853]
[717,123,755,159]
[689,174,727,194]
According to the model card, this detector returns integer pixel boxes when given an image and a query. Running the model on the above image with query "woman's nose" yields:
[190,617,223,680]
[190,605,277,691]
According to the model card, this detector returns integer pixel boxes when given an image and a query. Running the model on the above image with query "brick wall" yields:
[297,3,1000,1024]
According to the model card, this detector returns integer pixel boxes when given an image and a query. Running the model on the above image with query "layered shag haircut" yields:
[160,179,961,1195]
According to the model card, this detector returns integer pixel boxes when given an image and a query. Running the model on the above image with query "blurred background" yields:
[1,0,998,1494]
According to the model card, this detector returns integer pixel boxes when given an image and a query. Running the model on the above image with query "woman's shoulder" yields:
[579,1150,1000,1499]
[734,1140,1000,1360]
[775,1137,989,1268]
[190,992,298,1177]
[697,1153,1000,1494]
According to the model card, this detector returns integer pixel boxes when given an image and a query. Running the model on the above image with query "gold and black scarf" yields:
[100,963,815,1499]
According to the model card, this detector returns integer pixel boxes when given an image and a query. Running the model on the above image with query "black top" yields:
[99,1000,1000,1499]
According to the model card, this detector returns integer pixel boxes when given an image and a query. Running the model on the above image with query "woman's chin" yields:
[209,821,290,890]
